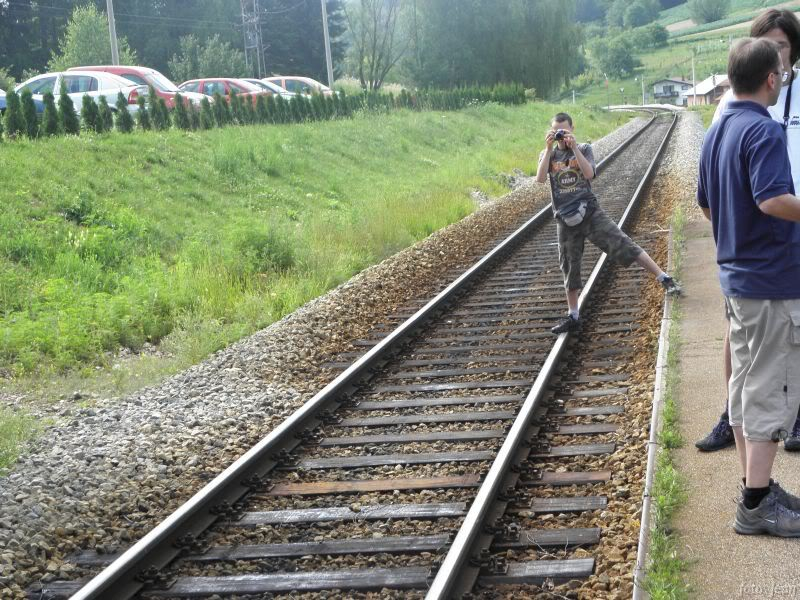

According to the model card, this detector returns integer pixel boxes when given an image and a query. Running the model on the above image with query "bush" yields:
[200,97,215,129]
[80,94,99,132]
[151,97,168,131]
[20,89,39,139]
[172,93,191,130]
[229,89,243,125]
[189,106,200,130]
[42,92,59,136]
[57,81,80,135]
[97,95,113,132]
[4,91,25,139]
[212,92,228,126]
[136,95,151,130]
[115,92,134,133]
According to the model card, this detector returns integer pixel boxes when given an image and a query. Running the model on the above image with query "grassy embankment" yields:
[643,205,690,599]
[0,102,632,470]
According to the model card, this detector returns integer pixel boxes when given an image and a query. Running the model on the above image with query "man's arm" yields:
[568,139,595,180]
[758,194,800,221]
[536,131,555,183]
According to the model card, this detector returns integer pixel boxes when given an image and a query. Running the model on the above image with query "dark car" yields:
[0,88,46,114]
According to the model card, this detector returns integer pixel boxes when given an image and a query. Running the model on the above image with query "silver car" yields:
[15,71,147,116]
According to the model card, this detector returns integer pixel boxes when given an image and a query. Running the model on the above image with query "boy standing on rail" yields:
[535,112,682,335]
[697,37,800,536]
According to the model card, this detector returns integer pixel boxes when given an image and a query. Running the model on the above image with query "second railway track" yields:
[34,111,678,600]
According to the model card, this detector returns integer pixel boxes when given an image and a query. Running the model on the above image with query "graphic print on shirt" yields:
[550,156,584,194]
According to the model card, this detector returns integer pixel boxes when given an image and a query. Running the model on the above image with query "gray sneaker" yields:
[770,480,800,512]
[734,492,800,537]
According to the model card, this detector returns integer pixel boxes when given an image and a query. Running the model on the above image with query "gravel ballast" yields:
[0,116,648,599]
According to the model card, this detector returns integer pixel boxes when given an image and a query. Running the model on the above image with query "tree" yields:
[48,4,137,71]
[172,93,191,130]
[57,81,79,135]
[20,88,39,138]
[211,92,228,126]
[97,95,113,132]
[168,34,248,82]
[344,0,410,91]
[606,0,627,27]
[3,91,25,139]
[688,0,730,24]
[200,97,215,129]
[42,92,59,136]
[0,67,16,95]
[136,95,151,130]
[81,94,99,132]
[115,92,134,133]
[590,36,642,77]
[624,0,660,28]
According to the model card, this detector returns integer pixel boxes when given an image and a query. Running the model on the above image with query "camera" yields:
[554,129,567,141]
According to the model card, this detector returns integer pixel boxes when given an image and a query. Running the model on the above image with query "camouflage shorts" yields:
[557,204,643,290]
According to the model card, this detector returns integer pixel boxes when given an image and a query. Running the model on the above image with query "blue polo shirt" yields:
[697,100,800,299]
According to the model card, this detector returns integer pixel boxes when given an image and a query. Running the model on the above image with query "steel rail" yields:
[425,111,678,600]
[67,113,658,600]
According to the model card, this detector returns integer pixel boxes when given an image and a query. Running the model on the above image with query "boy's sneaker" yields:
[770,480,800,512]
[694,411,735,452]
[551,315,580,335]
[734,492,800,537]
[784,416,800,452]
[660,275,682,296]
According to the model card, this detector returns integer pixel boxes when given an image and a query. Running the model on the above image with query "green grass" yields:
[689,104,717,128]
[643,204,690,599]
[657,0,794,28]
[0,407,39,473]
[0,103,631,380]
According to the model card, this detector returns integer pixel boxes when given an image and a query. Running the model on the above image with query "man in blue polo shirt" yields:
[698,37,800,536]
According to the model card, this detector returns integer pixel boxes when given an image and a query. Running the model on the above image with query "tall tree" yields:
[688,0,731,24]
[344,0,409,91]
[168,34,247,81]
[48,4,137,71]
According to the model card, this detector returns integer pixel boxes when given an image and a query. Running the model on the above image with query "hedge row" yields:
[1,82,526,140]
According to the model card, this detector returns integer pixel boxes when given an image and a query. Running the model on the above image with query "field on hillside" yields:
[0,103,631,382]
[658,0,794,29]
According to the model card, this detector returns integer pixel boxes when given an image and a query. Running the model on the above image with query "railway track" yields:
[32,111,677,600]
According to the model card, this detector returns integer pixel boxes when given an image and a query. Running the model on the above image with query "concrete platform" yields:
[673,219,800,599]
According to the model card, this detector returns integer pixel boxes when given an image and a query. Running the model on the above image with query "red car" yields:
[178,78,268,105]
[68,65,207,108]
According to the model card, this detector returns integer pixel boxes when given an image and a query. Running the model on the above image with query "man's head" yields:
[551,112,573,132]
[728,37,783,106]
[751,8,800,81]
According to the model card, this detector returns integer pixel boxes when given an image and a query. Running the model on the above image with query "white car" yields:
[15,71,147,115]
[241,78,296,100]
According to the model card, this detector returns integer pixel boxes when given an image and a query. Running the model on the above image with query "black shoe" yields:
[785,417,800,452]
[695,411,735,452]
[660,275,682,296]
[551,315,580,335]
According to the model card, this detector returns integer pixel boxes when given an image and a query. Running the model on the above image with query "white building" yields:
[652,77,692,106]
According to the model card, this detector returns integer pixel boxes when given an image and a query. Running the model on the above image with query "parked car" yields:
[68,65,207,108]
[15,71,147,115]
[264,76,334,97]
[0,88,46,114]
[241,78,295,100]
[178,78,269,105]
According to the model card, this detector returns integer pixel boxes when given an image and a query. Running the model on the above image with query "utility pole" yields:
[604,73,609,110]
[572,89,575,104]
[692,50,697,106]
[641,77,645,105]
[321,0,334,87]
[106,0,119,65]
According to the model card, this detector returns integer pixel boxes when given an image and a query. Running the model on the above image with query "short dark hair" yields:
[751,8,800,66]
[728,38,781,95]
[552,112,573,126]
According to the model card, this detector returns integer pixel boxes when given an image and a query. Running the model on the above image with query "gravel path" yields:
[0,116,647,599]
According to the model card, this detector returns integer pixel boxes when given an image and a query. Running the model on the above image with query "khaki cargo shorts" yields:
[726,297,800,442]
[557,204,643,290]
